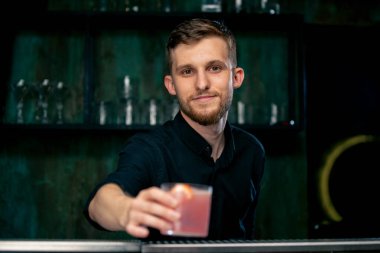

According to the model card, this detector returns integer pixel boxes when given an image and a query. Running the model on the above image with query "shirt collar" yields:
[172,112,235,164]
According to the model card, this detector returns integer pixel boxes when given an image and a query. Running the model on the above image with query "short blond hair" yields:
[166,18,237,72]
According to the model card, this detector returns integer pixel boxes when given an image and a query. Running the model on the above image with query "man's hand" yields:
[125,187,180,237]
[89,184,180,238]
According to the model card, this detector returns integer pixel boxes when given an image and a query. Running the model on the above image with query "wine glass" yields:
[53,81,69,124]
[34,79,51,124]
[13,79,29,124]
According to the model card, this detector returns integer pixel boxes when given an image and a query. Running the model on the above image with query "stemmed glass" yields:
[53,81,69,124]
[13,79,29,124]
[34,79,51,124]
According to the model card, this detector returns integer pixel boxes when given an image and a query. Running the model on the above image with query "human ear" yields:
[233,67,244,89]
[164,75,177,95]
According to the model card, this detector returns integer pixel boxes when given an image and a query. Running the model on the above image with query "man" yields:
[84,18,265,240]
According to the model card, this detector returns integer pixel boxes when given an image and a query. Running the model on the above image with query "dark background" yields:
[305,24,380,238]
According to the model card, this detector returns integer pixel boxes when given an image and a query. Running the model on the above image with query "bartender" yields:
[84,18,265,240]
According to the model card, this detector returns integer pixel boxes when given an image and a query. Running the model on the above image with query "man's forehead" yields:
[172,36,227,51]
[170,38,229,65]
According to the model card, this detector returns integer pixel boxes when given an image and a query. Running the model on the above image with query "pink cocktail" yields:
[161,183,213,237]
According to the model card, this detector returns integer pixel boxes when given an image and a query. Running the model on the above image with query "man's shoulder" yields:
[127,121,175,146]
[230,124,265,153]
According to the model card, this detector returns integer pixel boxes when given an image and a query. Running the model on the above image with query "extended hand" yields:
[125,187,180,238]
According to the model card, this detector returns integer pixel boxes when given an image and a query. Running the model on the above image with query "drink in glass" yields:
[161,183,212,237]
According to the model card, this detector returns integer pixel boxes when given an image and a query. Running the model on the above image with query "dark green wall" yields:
[0,133,131,239]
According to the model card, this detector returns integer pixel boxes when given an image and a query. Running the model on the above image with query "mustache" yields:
[191,92,219,100]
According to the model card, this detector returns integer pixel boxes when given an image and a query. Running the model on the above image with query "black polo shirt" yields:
[84,112,265,240]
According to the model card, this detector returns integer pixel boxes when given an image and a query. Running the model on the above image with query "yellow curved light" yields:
[318,134,376,222]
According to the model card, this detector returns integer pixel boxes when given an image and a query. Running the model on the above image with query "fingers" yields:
[126,223,149,238]
[124,187,180,238]
[127,210,173,237]
[132,200,180,222]
[140,187,179,208]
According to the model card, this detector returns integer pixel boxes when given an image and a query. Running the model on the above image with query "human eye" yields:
[208,64,223,73]
[180,68,193,77]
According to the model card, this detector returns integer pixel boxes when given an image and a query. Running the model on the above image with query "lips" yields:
[192,93,217,101]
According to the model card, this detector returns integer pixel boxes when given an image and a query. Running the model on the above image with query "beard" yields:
[178,91,233,126]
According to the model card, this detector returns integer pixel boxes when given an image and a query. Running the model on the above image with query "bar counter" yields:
[1,238,380,253]
[0,240,140,252]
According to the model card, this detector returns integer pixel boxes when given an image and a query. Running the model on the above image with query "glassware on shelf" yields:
[94,100,115,125]
[230,101,270,126]
[122,75,133,99]
[13,79,29,124]
[148,98,159,126]
[124,0,140,12]
[269,102,278,125]
[235,100,254,125]
[99,101,107,125]
[260,0,280,14]
[269,102,290,126]
[53,81,69,124]
[201,0,222,12]
[141,98,163,126]
[116,75,140,126]
[118,98,139,126]
[124,0,172,13]
[33,79,51,124]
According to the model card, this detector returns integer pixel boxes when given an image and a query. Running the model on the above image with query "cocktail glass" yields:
[160,183,212,237]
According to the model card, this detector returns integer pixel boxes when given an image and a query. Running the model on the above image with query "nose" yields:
[195,70,210,91]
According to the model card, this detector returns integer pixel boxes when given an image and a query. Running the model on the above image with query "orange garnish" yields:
[170,183,193,200]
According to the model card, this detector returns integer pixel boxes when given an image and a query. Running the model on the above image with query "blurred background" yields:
[0,0,380,240]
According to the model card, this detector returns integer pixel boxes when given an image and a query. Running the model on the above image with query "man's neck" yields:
[180,111,226,161]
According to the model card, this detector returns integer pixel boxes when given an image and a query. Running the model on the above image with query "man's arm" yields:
[88,183,180,238]
[88,183,131,231]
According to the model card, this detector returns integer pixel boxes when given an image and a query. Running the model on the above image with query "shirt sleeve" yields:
[82,133,157,230]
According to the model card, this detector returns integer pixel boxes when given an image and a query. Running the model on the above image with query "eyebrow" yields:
[175,60,228,73]
[206,60,228,68]
[175,64,193,72]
